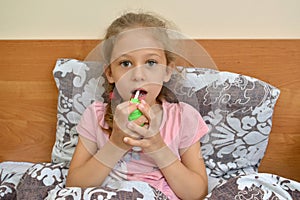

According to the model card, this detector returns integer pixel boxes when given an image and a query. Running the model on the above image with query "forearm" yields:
[161,160,208,200]
[66,155,112,187]
[147,146,208,200]
[66,141,125,188]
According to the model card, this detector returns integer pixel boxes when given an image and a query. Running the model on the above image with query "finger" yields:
[114,101,139,136]
[133,115,148,127]
[116,101,130,110]
[117,101,138,115]
[137,100,151,119]
[127,103,140,115]
[127,122,147,138]
[143,105,163,138]
[115,102,138,125]
[123,137,146,147]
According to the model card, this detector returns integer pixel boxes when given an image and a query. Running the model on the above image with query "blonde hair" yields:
[103,12,178,131]
[105,12,171,38]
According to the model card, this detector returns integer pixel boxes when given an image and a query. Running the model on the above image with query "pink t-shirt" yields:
[76,101,208,199]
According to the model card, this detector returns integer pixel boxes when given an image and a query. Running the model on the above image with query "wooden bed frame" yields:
[0,40,299,182]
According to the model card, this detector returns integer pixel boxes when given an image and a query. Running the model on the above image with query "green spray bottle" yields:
[128,90,143,151]
[128,90,143,121]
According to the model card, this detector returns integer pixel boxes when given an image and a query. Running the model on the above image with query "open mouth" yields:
[131,89,148,100]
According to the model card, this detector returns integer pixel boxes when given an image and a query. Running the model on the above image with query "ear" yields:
[105,66,115,83]
[163,62,175,82]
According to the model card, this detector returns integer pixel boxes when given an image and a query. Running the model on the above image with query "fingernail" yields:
[127,122,134,128]
[138,103,144,109]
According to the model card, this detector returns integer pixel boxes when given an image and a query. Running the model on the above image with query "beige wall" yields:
[0,0,299,39]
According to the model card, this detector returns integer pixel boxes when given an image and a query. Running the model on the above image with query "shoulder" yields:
[83,101,107,114]
[80,101,108,128]
[162,101,208,141]
[161,101,203,132]
[162,101,200,117]
[76,101,109,145]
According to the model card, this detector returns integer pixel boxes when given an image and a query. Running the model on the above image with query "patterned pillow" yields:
[16,162,68,199]
[167,68,280,180]
[0,162,34,199]
[16,163,169,199]
[51,59,105,165]
[51,59,280,181]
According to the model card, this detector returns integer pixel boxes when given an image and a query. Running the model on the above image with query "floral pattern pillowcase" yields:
[166,68,280,184]
[51,59,280,182]
[51,59,105,165]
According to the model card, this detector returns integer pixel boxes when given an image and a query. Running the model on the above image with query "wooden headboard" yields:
[0,40,299,182]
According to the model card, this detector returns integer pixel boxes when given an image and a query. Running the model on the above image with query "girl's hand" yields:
[109,101,140,151]
[124,100,166,153]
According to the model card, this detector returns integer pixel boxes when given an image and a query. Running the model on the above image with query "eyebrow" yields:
[117,52,163,59]
[110,49,165,63]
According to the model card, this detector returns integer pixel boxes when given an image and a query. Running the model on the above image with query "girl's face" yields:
[105,32,173,106]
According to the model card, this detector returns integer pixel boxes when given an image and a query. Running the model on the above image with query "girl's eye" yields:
[120,60,132,68]
[146,60,158,67]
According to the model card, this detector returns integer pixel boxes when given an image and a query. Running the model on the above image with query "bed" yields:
[0,40,299,199]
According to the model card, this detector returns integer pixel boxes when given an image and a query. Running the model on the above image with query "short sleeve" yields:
[76,102,107,142]
[178,102,209,149]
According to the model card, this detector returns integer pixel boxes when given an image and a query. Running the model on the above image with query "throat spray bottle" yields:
[128,90,143,121]
[128,90,143,151]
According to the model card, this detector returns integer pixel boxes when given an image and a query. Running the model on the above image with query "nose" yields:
[131,65,146,81]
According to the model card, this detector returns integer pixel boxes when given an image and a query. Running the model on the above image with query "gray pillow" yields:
[167,68,280,180]
[52,59,104,165]
[51,59,280,182]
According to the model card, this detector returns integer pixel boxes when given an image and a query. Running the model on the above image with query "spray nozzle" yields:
[128,90,143,121]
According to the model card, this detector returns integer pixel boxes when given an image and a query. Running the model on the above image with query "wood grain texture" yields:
[0,40,299,181]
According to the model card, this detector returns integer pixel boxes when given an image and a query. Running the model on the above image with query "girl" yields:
[66,12,209,200]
